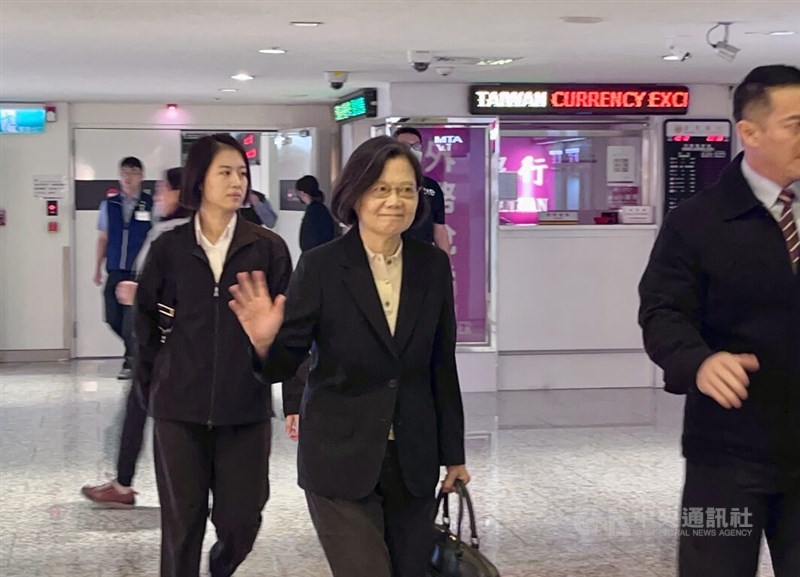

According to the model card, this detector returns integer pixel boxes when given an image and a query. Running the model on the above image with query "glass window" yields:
[498,124,645,224]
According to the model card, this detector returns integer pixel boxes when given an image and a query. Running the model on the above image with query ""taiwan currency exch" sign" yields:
[470,84,690,116]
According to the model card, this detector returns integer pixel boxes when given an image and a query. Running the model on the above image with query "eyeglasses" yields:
[367,184,420,200]
[407,143,423,152]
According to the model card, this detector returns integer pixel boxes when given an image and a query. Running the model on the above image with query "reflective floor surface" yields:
[0,361,775,576]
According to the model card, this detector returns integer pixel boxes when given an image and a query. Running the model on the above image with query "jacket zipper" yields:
[208,282,220,429]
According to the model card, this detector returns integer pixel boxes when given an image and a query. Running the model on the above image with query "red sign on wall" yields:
[470,84,690,115]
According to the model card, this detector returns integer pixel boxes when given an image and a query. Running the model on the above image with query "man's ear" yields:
[736,119,760,149]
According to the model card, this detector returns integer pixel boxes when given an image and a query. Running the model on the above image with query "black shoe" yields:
[117,367,133,380]
[209,542,226,577]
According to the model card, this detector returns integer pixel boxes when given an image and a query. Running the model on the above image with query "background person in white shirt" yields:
[81,166,193,508]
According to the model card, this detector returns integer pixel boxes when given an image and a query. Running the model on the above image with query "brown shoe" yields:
[81,480,137,508]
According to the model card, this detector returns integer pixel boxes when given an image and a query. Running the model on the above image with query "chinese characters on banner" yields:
[417,127,488,343]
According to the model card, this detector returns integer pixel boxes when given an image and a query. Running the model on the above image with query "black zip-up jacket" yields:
[639,154,800,467]
[135,216,292,426]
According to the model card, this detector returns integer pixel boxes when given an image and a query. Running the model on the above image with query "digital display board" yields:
[1,108,46,133]
[470,84,690,116]
[333,89,378,123]
[663,119,733,216]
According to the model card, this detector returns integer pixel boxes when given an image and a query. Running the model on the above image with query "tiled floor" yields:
[0,360,776,576]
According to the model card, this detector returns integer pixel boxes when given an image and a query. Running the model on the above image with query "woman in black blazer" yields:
[229,136,469,577]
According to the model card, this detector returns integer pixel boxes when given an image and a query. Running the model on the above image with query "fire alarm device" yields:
[48,221,58,233]
[46,200,58,216]
[45,105,57,122]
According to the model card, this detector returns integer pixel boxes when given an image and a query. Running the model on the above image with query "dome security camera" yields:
[436,66,454,77]
[325,71,349,90]
[407,50,432,72]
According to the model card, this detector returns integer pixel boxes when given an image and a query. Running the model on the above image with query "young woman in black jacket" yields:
[134,134,292,577]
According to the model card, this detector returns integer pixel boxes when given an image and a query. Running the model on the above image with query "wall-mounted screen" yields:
[1,108,46,134]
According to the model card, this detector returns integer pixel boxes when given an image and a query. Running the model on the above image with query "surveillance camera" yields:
[713,41,740,62]
[325,71,349,90]
[407,50,432,72]
[436,66,454,77]
[706,22,740,62]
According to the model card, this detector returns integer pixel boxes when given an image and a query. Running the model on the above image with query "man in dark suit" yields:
[639,65,800,577]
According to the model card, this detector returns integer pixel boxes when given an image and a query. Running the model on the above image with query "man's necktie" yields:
[778,189,799,274]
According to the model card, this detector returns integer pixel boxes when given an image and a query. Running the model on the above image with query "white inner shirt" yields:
[363,239,403,440]
[363,240,403,337]
[195,213,237,284]
[742,158,800,232]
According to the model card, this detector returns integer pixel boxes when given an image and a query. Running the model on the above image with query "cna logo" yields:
[434,135,464,152]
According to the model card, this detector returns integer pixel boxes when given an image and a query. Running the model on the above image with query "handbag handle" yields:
[436,479,480,549]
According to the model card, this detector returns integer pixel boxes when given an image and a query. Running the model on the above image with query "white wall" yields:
[0,102,337,357]
[70,102,337,131]
[0,103,71,357]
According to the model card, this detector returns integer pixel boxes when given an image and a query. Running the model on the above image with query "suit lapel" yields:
[393,240,430,355]
[340,229,398,358]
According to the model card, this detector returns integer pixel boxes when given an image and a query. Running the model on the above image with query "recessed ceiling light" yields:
[768,30,795,36]
[219,88,238,93]
[289,94,309,98]
[259,48,287,54]
[476,58,517,66]
[561,16,603,24]
[662,47,691,62]
[231,73,254,81]
[291,21,323,27]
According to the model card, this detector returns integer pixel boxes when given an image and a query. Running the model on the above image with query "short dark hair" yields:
[393,126,423,143]
[180,134,252,210]
[164,167,182,191]
[733,65,800,122]
[295,175,324,202]
[331,136,426,227]
[120,156,143,171]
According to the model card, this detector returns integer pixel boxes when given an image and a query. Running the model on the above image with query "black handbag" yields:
[428,480,501,577]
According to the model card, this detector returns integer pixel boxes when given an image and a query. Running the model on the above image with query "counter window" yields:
[499,124,646,225]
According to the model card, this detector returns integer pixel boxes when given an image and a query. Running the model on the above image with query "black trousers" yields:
[679,458,800,577]
[104,270,134,366]
[305,441,436,577]
[115,382,148,487]
[153,419,271,577]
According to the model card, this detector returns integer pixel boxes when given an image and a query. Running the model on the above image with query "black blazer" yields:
[639,154,800,467]
[135,216,292,426]
[260,227,465,500]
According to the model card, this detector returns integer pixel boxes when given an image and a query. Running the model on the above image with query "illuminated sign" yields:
[433,135,464,152]
[333,89,378,123]
[1,108,46,133]
[235,132,260,164]
[470,84,690,115]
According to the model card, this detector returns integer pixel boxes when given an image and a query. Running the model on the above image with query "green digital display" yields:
[333,89,377,123]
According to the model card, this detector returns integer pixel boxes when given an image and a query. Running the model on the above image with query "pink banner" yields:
[417,127,488,344]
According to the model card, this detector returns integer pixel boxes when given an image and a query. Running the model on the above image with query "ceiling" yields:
[1,0,799,104]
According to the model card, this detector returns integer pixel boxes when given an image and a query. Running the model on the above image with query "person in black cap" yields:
[394,127,450,255]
